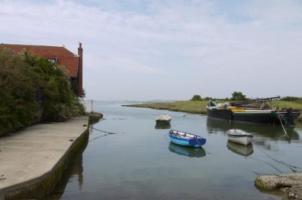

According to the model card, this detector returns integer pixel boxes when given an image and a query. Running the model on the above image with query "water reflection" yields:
[47,132,88,200]
[227,141,254,157]
[207,118,299,141]
[71,153,84,190]
[168,143,206,158]
[52,102,301,200]
[155,123,171,129]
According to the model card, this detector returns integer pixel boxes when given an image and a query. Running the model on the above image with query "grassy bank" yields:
[272,100,302,110]
[125,100,302,123]
[125,100,208,114]
[273,101,302,123]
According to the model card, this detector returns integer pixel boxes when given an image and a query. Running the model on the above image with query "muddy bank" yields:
[256,173,302,200]
[88,112,103,124]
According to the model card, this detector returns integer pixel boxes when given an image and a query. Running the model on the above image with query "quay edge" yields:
[0,114,102,200]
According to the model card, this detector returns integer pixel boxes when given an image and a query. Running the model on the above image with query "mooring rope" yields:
[277,113,288,137]
[250,157,284,174]
[91,127,123,135]
[259,149,302,172]
[89,127,124,142]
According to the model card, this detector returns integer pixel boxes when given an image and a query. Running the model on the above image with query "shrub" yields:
[0,49,84,135]
[191,95,202,101]
[281,96,302,101]
[231,91,247,101]
[204,97,212,101]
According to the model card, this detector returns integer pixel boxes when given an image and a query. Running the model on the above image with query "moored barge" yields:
[207,98,300,127]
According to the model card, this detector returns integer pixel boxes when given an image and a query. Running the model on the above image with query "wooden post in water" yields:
[90,100,94,113]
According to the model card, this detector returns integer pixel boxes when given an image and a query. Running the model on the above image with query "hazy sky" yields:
[1,0,302,100]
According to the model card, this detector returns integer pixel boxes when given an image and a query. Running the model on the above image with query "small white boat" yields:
[156,115,172,122]
[155,115,172,128]
[227,129,253,146]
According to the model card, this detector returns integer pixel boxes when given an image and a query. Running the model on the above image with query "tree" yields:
[231,91,246,101]
[204,97,212,101]
[191,95,202,101]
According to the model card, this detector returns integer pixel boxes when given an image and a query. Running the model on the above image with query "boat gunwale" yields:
[169,130,201,139]
[227,129,253,138]
[227,134,253,138]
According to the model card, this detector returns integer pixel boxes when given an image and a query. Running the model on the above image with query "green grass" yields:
[272,101,302,123]
[125,100,208,114]
[272,100,302,110]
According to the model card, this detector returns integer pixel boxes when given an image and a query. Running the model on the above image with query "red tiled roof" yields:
[0,44,79,77]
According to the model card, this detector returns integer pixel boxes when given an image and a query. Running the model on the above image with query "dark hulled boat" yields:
[155,115,171,127]
[207,99,300,127]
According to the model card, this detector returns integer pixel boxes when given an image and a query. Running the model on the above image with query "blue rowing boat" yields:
[169,130,206,148]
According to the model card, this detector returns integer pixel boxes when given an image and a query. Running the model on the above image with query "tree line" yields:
[191,92,302,101]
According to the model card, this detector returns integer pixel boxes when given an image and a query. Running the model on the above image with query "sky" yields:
[1,0,302,100]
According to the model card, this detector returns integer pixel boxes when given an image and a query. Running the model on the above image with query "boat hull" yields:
[207,108,300,126]
[169,131,206,148]
[155,120,171,129]
[169,135,195,147]
[156,119,171,124]
[207,108,233,120]
[233,111,279,124]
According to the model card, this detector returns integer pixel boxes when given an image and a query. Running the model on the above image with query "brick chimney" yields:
[78,42,84,97]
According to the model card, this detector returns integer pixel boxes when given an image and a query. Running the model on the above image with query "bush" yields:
[191,95,202,101]
[231,91,246,101]
[0,49,84,135]
[204,97,212,101]
[281,96,302,101]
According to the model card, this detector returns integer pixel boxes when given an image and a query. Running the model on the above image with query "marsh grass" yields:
[126,100,208,114]
[272,100,302,110]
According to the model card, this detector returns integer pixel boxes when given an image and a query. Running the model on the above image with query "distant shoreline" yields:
[123,100,302,125]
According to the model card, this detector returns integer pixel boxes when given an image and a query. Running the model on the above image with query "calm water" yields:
[51,101,302,200]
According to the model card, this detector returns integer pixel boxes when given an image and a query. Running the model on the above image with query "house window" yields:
[48,57,59,64]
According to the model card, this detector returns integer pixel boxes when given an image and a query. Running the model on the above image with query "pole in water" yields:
[90,100,94,112]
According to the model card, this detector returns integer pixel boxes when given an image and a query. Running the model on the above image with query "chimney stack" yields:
[78,42,84,96]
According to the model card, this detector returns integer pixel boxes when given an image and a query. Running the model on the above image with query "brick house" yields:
[0,43,84,97]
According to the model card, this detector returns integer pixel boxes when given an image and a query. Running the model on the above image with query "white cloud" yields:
[0,0,302,100]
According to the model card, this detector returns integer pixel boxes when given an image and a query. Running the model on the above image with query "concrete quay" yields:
[0,116,89,199]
